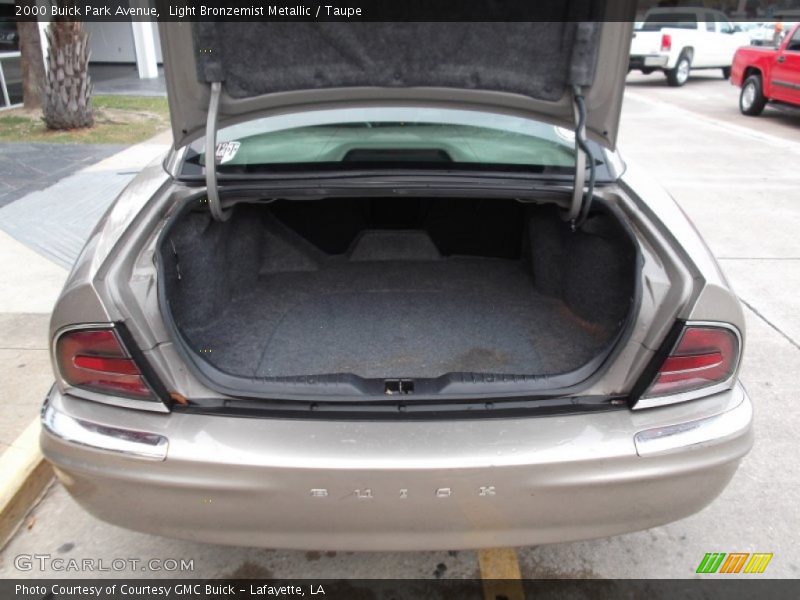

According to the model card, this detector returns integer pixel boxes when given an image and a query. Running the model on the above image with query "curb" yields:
[0,417,53,548]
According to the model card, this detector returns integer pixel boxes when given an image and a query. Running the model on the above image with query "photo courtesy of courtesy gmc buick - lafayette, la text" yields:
[41,2,753,550]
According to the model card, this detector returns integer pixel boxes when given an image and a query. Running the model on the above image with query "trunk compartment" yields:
[159,196,638,396]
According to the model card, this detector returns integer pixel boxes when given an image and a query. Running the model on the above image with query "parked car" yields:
[630,7,752,85]
[0,24,18,51]
[0,5,19,51]
[41,15,752,551]
[741,22,779,46]
[749,15,800,47]
[774,12,800,45]
[733,23,800,115]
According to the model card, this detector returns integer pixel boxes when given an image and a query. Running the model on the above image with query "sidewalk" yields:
[0,232,66,450]
[0,131,172,543]
[0,131,172,268]
[90,64,167,97]
[0,223,67,546]
[0,129,172,436]
[0,143,125,209]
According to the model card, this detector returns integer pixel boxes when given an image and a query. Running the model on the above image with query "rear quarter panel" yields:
[619,160,745,334]
[49,161,170,352]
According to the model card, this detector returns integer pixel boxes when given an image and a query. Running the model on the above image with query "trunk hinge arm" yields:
[566,85,596,230]
[205,81,231,222]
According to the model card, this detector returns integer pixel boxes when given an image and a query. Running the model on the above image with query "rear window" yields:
[641,13,698,31]
[181,107,599,177]
[788,28,800,52]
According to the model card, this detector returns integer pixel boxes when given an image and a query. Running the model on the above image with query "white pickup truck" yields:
[630,7,751,86]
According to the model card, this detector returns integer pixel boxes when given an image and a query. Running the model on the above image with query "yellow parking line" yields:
[478,547,525,600]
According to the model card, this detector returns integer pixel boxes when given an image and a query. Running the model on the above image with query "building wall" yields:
[84,22,162,64]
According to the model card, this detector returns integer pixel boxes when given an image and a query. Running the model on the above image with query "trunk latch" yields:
[384,379,414,395]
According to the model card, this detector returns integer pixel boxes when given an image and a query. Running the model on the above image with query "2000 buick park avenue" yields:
[41,8,753,550]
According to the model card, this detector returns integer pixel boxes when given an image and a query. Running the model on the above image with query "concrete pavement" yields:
[0,133,172,547]
[0,229,66,547]
[625,70,800,142]
[90,64,167,97]
[0,132,172,444]
[0,143,125,209]
[0,231,66,449]
[0,73,798,579]
[0,131,172,268]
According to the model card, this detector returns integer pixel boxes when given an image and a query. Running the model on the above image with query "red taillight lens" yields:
[644,326,739,398]
[56,329,154,399]
[661,33,672,51]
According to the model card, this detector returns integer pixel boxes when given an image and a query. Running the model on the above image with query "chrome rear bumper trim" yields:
[634,384,752,456]
[42,400,168,461]
[40,385,752,549]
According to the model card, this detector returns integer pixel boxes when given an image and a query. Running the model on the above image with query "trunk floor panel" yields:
[180,258,610,379]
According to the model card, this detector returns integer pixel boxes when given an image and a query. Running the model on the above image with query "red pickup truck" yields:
[731,23,800,115]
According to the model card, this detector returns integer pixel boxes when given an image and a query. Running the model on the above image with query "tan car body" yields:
[41,14,752,549]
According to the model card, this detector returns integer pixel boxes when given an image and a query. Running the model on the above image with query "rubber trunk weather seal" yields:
[114,321,173,408]
[173,394,627,421]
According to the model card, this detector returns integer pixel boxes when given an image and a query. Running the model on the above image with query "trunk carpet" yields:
[181,258,610,379]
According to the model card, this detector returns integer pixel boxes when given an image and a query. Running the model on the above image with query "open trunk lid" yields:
[159,3,635,152]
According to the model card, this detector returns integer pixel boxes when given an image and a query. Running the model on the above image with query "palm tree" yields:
[42,19,93,129]
[17,22,46,110]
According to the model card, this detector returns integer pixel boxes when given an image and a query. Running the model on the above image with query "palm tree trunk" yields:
[42,21,93,129]
[18,22,46,110]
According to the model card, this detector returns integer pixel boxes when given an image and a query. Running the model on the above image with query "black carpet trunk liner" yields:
[182,257,609,379]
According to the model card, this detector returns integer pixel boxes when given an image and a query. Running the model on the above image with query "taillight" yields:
[660,33,672,52]
[56,328,154,399]
[644,325,740,398]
